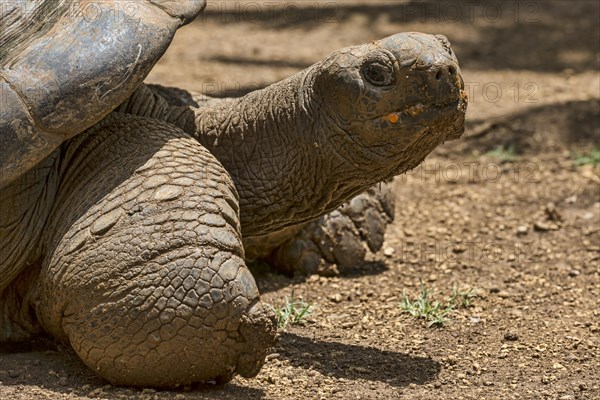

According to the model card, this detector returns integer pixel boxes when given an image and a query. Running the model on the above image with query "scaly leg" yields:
[30,113,276,387]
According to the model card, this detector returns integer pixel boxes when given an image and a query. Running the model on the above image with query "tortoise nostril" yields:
[448,66,456,76]
[435,70,443,80]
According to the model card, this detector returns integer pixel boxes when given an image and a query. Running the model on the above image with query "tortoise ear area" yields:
[313,54,363,102]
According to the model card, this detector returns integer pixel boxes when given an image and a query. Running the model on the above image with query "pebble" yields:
[383,247,395,257]
[535,343,547,352]
[328,294,343,303]
[534,221,559,231]
[568,269,580,277]
[446,355,458,365]
[516,225,529,235]
[504,332,519,341]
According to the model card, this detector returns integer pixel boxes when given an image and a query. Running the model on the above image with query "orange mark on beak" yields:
[383,113,400,124]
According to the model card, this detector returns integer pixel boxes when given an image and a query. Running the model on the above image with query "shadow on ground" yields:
[197,1,599,73]
[255,261,390,294]
[279,332,441,387]
[444,98,600,155]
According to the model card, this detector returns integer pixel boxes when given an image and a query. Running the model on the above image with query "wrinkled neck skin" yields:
[191,69,331,237]
[119,68,387,238]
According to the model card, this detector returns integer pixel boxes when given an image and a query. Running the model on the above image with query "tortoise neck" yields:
[191,68,330,237]
[117,74,340,238]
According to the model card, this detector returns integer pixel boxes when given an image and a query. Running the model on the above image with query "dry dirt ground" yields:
[1,1,599,399]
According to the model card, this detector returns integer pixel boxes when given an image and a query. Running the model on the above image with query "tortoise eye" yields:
[361,61,394,87]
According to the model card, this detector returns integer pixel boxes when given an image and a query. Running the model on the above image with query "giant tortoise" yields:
[0,0,467,387]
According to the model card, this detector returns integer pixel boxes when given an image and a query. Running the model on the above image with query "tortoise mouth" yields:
[380,89,468,125]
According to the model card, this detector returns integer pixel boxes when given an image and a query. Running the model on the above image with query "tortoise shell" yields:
[0,0,206,186]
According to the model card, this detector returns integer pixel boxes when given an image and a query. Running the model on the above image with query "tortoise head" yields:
[312,32,468,179]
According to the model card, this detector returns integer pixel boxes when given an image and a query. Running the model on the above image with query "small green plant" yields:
[449,285,475,308]
[572,148,600,166]
[400,282,474,327]
[271,290,313,329]
[486,145,516,161]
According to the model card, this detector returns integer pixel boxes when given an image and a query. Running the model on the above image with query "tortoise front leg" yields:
[244,183,395,276]
[31,114,276,387]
